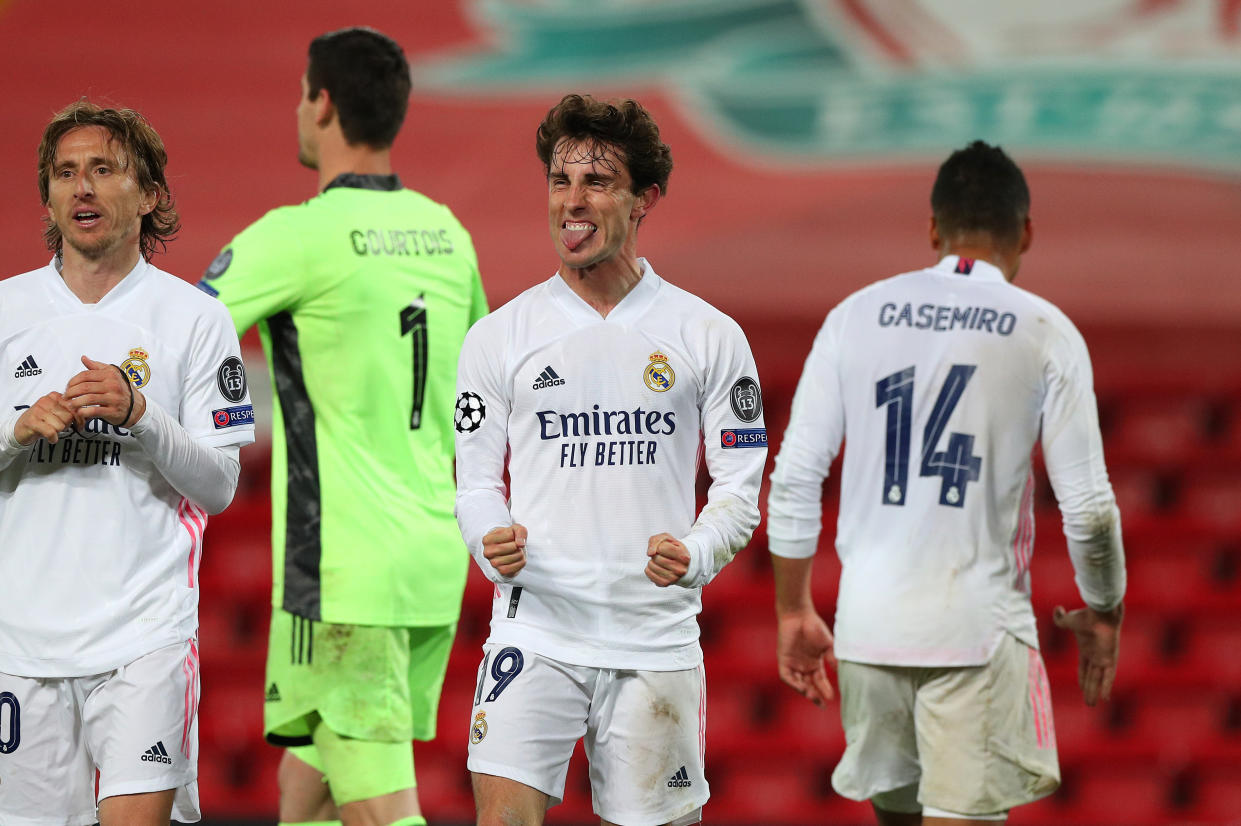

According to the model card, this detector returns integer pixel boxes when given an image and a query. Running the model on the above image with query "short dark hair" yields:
[535,94,673,196]
[37,100,179,260]
[307,27,411,149]
[931,140,1030,245]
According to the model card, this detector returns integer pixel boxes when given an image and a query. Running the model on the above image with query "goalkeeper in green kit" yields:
[198,27,487,826]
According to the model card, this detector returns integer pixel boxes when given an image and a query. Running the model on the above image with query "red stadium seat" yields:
[1177,470,1241,531]
[1103,397,1211,465]
[1185,763,1241,822]
[1057,760,1179,824]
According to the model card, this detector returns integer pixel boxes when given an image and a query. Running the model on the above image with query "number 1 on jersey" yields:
[875,364,982,508]
[400,296,428,430]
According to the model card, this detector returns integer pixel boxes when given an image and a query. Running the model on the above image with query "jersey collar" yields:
[933,255,1007,283]
[323,173,402,192]
[547,257,662,325]
[46,255,151,309]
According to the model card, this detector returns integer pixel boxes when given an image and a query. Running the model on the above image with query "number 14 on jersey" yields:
[875,364,982,508]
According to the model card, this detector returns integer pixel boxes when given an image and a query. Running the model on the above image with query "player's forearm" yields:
[456,488,513,560]
[679,489,760,588]
[772,555,818,616]
[128,399,241,514]
[1064,501,1126,612]
[0,411,29,471]
[766,473,827,559]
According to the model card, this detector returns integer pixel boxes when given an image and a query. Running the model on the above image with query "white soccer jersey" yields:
[455,260,765,670]
[768,255,1125,667]
[0,258,255,677]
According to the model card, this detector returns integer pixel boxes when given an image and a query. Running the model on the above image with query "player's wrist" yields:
[1088,601,1124,625]
[776,603,820,621]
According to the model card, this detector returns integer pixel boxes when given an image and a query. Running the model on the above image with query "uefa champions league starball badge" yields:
[455,391,486,433]
[643,351,675,392]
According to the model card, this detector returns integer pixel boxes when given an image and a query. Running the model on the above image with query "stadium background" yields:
[1,0,1239,823]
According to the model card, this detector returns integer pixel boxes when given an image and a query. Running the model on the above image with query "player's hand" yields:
[1053,602,1123,706]
[645,532,690,587]
[482,524,528,578]
[777,611,837,707]
[13,392,76,445]
[62,356,145,429]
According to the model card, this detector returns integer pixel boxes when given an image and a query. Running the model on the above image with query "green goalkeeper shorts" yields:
[263,607,456,746]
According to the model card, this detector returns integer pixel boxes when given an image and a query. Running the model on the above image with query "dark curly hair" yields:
[536,94,672,196]
[931,140,1029,245]
[307,27,411,149]
[37,100,179,260]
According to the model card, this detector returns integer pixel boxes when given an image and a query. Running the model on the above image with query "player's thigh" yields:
[85,639,201,823]
[467,644,591,805]
[0,672,96,826]
[915,634,1060,816]
[312,721,415,807]
[830,660,921,805]
[472,771,549,825]
[585,666,707,826]
[97,788,175,826]
[277,746,338,821]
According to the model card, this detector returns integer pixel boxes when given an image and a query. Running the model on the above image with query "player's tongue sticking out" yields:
[561,221,596,251]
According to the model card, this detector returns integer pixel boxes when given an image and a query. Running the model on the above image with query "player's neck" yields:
[558,252,645,318]
[315,139,394,192]
[57,244,141,304]
[939,244,1018,282]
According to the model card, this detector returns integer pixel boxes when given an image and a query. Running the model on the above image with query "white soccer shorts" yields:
[0,639,201,826]
[832,633,1060,816]
[466,644,707,826]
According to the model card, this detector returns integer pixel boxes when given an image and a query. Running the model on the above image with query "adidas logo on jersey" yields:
[141,741,173,764]
[14,355,42,378]
[266,682,281,702]
[532,365,564,390]
[667,765,692,788]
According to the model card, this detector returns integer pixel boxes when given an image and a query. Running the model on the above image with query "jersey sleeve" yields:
[453,315,515,583]
[678,316,765,589]
[197,208,307,334]
[767,307,847,559]
[180,298,256,449]
[1040,319,1126,611]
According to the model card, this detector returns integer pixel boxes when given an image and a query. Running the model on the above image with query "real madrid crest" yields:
[643,351,675,392]
[121,347,151,388]
[470,710,489,744]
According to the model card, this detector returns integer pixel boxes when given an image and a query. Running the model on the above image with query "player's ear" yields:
[137,185,160,217]
[313,88,336,129]
[928,216,942,251]
[1018,216,1033,255]
[631,184,661,223]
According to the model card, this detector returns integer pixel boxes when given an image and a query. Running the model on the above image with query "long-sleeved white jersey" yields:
[0,259,254,677]
[768,255,1125,667]
[455,260,766,670]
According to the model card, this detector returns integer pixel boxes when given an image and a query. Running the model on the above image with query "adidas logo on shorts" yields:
[532,365,564,390]
[14,355,41,378]
[266,682,282,702]
[667,765,692,788]
[141,741,173,765]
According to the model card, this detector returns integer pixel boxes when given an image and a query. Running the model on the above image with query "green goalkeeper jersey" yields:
[200,174,488,626]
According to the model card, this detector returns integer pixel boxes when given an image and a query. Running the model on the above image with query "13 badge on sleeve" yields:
[730,377,762,422]
[216,357,248,402]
